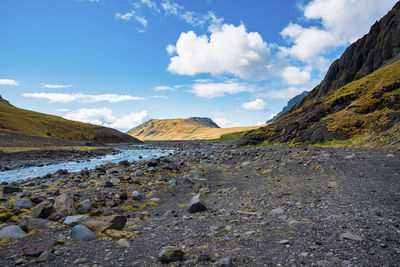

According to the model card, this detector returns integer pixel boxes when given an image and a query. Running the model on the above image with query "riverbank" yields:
[0,141,399,266]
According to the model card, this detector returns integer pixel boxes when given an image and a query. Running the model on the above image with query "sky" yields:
[0,0,398,131]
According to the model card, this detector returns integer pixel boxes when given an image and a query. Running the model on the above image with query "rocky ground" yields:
[0,141,399,266]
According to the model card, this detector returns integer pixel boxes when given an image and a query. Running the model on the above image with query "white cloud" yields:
[64,108,148,131]
[168,24,274,80]
[42,83,73,89]
[56,108,69,112]
[242,99,266,111]
[23,92,144,103]
[135,16,147,27]
[0,79,19,86]
[166,44,176,55]
[152,95,168,99]
[152,85,174,91]
[115,12,134,21]
[282,66,311,85]
[258,87,308,99]
[190,82,251,99]
[213,117,241,128]
[140,0,157,9]
[281,0,398,64]
[105,111,148,130]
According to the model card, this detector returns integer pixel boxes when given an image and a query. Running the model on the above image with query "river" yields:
[0,145,173,183]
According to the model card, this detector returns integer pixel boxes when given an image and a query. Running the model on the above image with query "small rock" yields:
[70,225,96,241]
[214,257,232,267]
[37,250,55,262]
[270,207,284,215]
[327,182,338,189]
[78,182,89,188]
[158,246,184,263]
[77,199,91,214]
[134,169,144,176]
[132,191,141,200]
[0,225,26,240]
[117,238,130,248]
[23,245,48,257]
[73,258,87,264]
[340,232,363,241]
[279,239,290,244]
[188,194,207,213]
[79,215,127,232]
[110,178,120,184]
[63,215,89,226]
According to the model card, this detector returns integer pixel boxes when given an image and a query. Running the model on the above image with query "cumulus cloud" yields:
[115,12,134,21]
[213,118,241,128]
[0,79,19,86]
[242,99,266,111]
[167,24,274,80]
[64,108,148,131]
[42,83,73,89]
[281,0,398,64]
[23,92,144,103]
[152,95,168,99]
[282,66,311,85]
[258,87,308,99]
[190,82,251,99]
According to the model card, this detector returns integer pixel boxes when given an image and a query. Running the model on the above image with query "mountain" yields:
[0,96,141,144]
[239,2,400,147]
[266,91,309,123]
[128,117,263,141]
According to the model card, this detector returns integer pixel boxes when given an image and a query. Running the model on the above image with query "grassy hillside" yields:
[0,100,140,143]
[128,118,264,141]
[240,60,400,148]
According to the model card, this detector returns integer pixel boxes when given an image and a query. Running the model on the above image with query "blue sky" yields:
[0,0,397,130]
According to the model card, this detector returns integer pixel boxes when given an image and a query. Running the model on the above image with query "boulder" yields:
[54,194,75,215]
[0,225,26,240]
[31,200,54,219]
[14,198,33,209]
[23,245,48,257]
[19,218,51,232]
[188,194,207,213]
[2,185,22,194]
[64,215,89,226]
[70,225,96,241]
[79,215,127,232]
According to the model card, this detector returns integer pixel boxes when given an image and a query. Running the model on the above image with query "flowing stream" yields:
[0,146,173,183]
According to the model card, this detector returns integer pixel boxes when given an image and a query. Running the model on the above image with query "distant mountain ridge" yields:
[128,117,263,141]
[239,2,400,147]
[267,91,309,123]
[0,96,141,144]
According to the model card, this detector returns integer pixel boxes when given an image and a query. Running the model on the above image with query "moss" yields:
[0,206,12,222]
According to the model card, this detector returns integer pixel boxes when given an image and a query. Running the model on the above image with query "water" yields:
[0,145,174,183]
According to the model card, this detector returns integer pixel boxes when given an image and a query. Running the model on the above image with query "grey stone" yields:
[214,258,232,267]
[132,191,141,200]
[134,169,144,176]
[340,232,363,241]
[63,215,89,226]
[0,225,26,240]
[78,182,89,188]
[14,198,33,209]
[19,218,50,232]
[117,238,130,248]
[31,200,54,219]
[279,239,290,244]
[110,178,120,184]
[70,225,96,241]
[2,185,22,194]
[54,194,75,215]
[77,199,91,214]
[37,250,55,262]
[158,246,184,263]
[73,258,87,264]
[188,194,206,213]
[270,207,284,215]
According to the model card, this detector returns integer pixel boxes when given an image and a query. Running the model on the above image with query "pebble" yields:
[188,194,207,213]
[73,258,87,264]
[340,232,363,241]
[158,246,184,263]
[214,257,232,267]
[279,239,290,244]
[117,238,130,248]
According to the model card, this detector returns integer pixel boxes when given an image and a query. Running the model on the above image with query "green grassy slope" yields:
[0,100,140,143]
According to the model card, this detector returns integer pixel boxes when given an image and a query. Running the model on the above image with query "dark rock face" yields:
[267,91,309,123]
[0,95,11,106]
[240,2,400,146]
